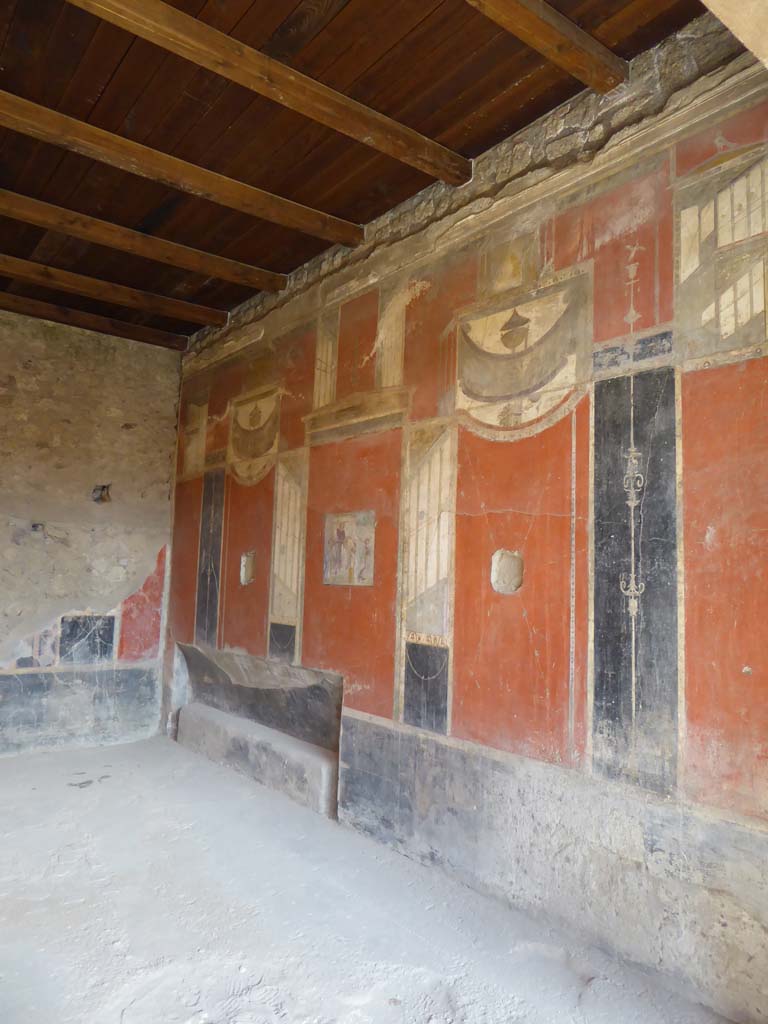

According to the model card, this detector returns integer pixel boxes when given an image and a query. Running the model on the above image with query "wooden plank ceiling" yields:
[0,0,704,350]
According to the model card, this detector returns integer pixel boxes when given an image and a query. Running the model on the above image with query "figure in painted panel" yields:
[323,512,375,587]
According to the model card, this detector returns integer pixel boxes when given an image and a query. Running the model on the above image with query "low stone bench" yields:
[174,644,343,752]
[177,702,338,818]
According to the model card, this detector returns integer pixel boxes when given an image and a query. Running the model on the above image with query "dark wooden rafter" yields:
[0,252,228,326]
[0,292,186,349]
[0,89,364,246]
[0,189,286,292]
[0,0,699,352]
[64,0,472,187]
[465,0,629,93]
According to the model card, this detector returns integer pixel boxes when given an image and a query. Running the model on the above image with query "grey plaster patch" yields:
[490,549,524,595]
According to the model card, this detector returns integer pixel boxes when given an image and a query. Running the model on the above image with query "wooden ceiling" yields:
[0,0,705,351]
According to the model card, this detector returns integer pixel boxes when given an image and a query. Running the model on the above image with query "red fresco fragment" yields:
[676,98,768,177]
[335,290,379,400]
[571,396,590,767]
[303,430,401,719]
[207,359,248,419]
[554,165,674,344]
[118,547,166,662]
[278,326,316,451]
[205,408,230,456]
[218,469,275,657]
[176,428,192,477]
[452,417,573,763]
[404,250,479,421]
[170,477,203,644]
[683,357,768,822]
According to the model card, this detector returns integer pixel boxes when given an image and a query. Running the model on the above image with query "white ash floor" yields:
[0,737,725,1024]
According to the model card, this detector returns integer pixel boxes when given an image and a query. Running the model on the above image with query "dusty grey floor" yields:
[0,737,725,1024]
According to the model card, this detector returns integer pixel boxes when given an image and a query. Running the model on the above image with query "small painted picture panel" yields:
[323,511,375,586]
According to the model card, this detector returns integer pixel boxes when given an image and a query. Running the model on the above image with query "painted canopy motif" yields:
[457,273,591,429]
[227,389,280,484]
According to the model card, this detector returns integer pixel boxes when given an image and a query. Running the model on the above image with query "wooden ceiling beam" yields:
[64,0,472,187]
[0,252,228,327]
[0,189,286,292]
[0,89,363,246]
[0,292,187,349]
[464,0,628,93]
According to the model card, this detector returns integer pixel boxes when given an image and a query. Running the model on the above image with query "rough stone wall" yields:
[0,311,179,662]
[0,311,180,752]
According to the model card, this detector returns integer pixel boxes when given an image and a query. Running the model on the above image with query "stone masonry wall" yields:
[0,311,180,751]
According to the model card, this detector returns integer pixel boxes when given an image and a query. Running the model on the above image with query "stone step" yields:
[174,644,343,752]
[177,702,338,818]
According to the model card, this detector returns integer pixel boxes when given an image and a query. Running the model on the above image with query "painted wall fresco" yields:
[323,511,376,587]
[171,93,768,825]
[593,369,678,793]
[0,548,167,754]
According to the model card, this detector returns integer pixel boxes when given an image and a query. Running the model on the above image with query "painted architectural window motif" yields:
[312,309,339,410]
[323,511,375,587]
[401,426,456,735]
[373,281,409,390]
[677,147,768,358]
[716,155,768,246]
[704,260,765,339]
[268,453,308,664]
[270,460,304,625]
[405,429,454,641]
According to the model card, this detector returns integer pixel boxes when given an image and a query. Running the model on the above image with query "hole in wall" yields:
[491,549,524,594]
[240,550,256,586]
[91,484,111,504]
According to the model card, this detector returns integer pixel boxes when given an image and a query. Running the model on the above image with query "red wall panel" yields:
[404,250,478,420]
[218,470,275,657]
[204,360,248,457]
[572,396,590,766]
[118,546,166,662]
[452,417,573,763]
[170,477,203,644]
[207,359,248,419]
[303,430,401,718]
[554,165,673,344]
[683,357,768,820]
[279,326,315,451]
[336,290,378,400]
[676,98,768,177]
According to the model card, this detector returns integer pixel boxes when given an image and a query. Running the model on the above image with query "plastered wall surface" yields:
[170,21,768,1023]
[0,312,180,751]
[703,1,768,68]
